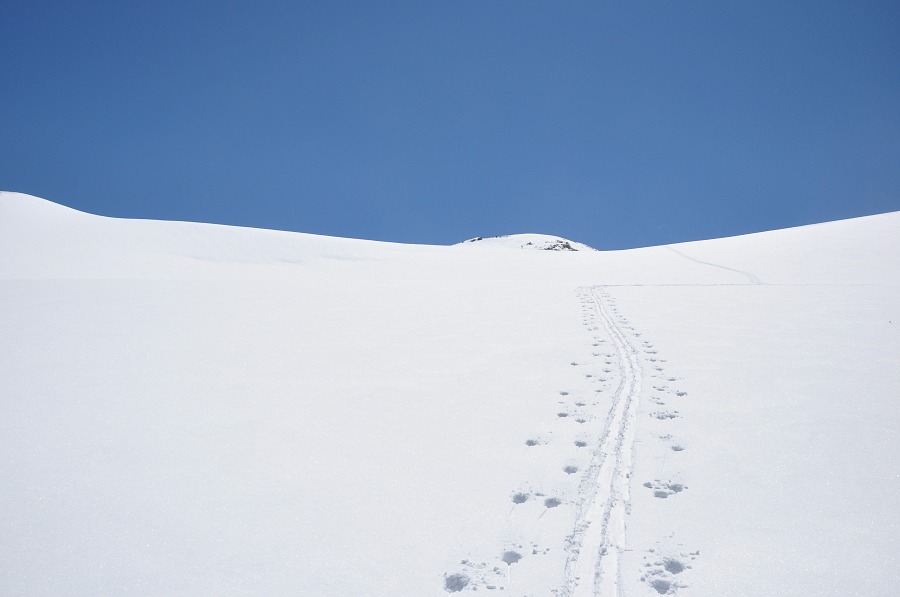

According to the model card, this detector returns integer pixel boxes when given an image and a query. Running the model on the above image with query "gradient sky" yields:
[2,1,899,248]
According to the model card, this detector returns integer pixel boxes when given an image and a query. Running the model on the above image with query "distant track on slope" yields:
[564,287,642,597]
[666,246,763,285]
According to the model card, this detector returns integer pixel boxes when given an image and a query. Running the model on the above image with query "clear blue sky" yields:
[2,1,899,248]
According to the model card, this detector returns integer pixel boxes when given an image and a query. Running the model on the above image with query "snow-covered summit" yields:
[457,233,597,251]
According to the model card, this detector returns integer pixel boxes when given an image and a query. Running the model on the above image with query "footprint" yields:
[501,551,522,565]
[642,480,688,498]
[544,497,562,508]
[446,558,510,593]
[663,558,685,574]
[443,573,470,592]
[651,411,680,420]
[648,578,673,594]
[639,549,698,595]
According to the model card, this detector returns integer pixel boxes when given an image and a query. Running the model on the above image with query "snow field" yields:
[2,192,898,595]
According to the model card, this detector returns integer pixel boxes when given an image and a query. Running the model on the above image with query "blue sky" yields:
[2,1,899,248]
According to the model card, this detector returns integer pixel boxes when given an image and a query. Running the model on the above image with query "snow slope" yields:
[2,191,898,596]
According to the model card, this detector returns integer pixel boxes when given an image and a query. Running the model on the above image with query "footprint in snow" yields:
[642,480,687,499]
[640,548,698,595]
[443,573,470,592]
[501,551,522,565]
[651,411,679,420]
[446,558,509,593]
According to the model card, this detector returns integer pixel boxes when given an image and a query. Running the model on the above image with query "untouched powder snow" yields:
[1,191,899,596]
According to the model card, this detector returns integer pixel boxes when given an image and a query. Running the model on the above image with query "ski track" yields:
[563,287,642,597]
[666,246,762,285]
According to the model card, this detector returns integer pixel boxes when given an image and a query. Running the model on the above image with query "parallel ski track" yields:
[564,287,642,597]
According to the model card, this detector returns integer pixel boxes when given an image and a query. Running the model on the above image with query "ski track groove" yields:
[564,287,642,597]
[666,246,762,285]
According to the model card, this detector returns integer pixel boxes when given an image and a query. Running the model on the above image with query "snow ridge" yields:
[564,288,642,596]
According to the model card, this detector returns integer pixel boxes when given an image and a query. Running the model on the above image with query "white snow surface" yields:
[2,191,899,596]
